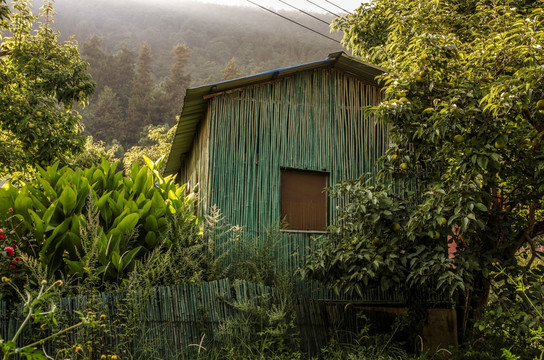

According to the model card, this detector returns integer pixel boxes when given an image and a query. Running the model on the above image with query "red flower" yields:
[14,257,21,262]
[11,241,16,246]
[0,229,5,240]
[4,247,14,257]
[8,261,16,269]
[8,208,12,213]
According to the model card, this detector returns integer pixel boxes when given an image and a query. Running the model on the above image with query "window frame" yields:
[279,167,329,233]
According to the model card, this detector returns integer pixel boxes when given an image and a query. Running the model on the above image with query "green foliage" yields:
[302,181,455,298]
[80,39,190,151]
[319,316,425,360]
[0,0,8,22]
[83,86,126,145]
[0,0,95,175]
[201,283,301,360]
[151,43,192,125]
[58,0,346,152]
[0,156,199,282]
[304,0,544,343]
[125,209,207,290]
[122,124,176,175]
[454,263,544,359]
[0,218,29,304]
[126,42,154,146]
[216,225,285,287]
[0,278,103,360]
[67,136,119,169]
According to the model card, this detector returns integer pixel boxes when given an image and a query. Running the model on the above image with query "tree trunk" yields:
[458,275,491,344]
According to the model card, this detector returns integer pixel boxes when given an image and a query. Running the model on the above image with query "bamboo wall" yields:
[181,111,211,215]
[206,69,385,227]
[198,69,387,292]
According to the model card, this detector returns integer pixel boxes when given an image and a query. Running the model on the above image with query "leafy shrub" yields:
[67,136,119,169]
[201,284,301,360]
[0,217,31,303]
[320,315,430,360]
[302,181,455,298]
[0,156,199,282]
[0,275,109,360]
[454,263,544,360]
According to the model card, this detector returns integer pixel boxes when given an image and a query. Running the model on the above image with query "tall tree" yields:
[0,0,94,174]
[83,86,124,145]
[152,44,192,125]
[80,41,135,148]
[221,57,241,80]
[80,35,111,97]
[126,42,154,146]
[111,46,136,111]
[303,0,544,344]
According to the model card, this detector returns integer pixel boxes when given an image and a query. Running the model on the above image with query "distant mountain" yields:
[45,0,353,153]
[53,0,350,86]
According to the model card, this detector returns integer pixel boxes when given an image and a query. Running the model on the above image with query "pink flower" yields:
[4,247,14,257]
[0,229,5,240]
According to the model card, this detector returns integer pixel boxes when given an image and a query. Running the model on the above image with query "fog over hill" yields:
[37,0,356,153]
[53,0,350,86]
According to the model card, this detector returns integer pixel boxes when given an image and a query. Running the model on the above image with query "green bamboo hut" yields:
[164,52,388,290]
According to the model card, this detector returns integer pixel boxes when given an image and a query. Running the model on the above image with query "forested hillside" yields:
[49,0,349,153]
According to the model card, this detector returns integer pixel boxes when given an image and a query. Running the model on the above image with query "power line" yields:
[278,0,330,25]
[323,0,350,14]
[305,0,340,17]
[246,0,340,43]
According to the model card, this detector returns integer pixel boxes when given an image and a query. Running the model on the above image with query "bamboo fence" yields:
[0,278,429,359]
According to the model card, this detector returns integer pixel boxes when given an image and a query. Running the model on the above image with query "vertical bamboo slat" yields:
[199,69,387,293]
[0,278,427,359]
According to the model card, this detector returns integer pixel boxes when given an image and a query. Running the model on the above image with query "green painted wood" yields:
[182,69,388,299]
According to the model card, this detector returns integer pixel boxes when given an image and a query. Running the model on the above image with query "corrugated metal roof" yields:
[164,52,385,176]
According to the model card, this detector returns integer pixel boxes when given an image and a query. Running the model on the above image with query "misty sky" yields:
[148,0,363,14]
[202,0,362,13]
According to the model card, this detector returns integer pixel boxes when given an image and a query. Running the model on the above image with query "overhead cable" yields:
[305,0,340,17]
[323,0,350,14]
[278,0,330,25]
[246,0,340,43]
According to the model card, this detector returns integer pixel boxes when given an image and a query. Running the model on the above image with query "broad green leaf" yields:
[121,246,142,271]
[144,215,158,231]
[151,191,164,208]
[475,203,488,212]
[28,209,45,243]
[42,217,72,255]
[132,166,148,195]
[14,193,33,215]
[96,191,112,209]
[145,231,157,247]
[111,251,122,272]
[143,155,155,170]
[66,259,85,277]
[116,212,140,235]
[58,186,77,216]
